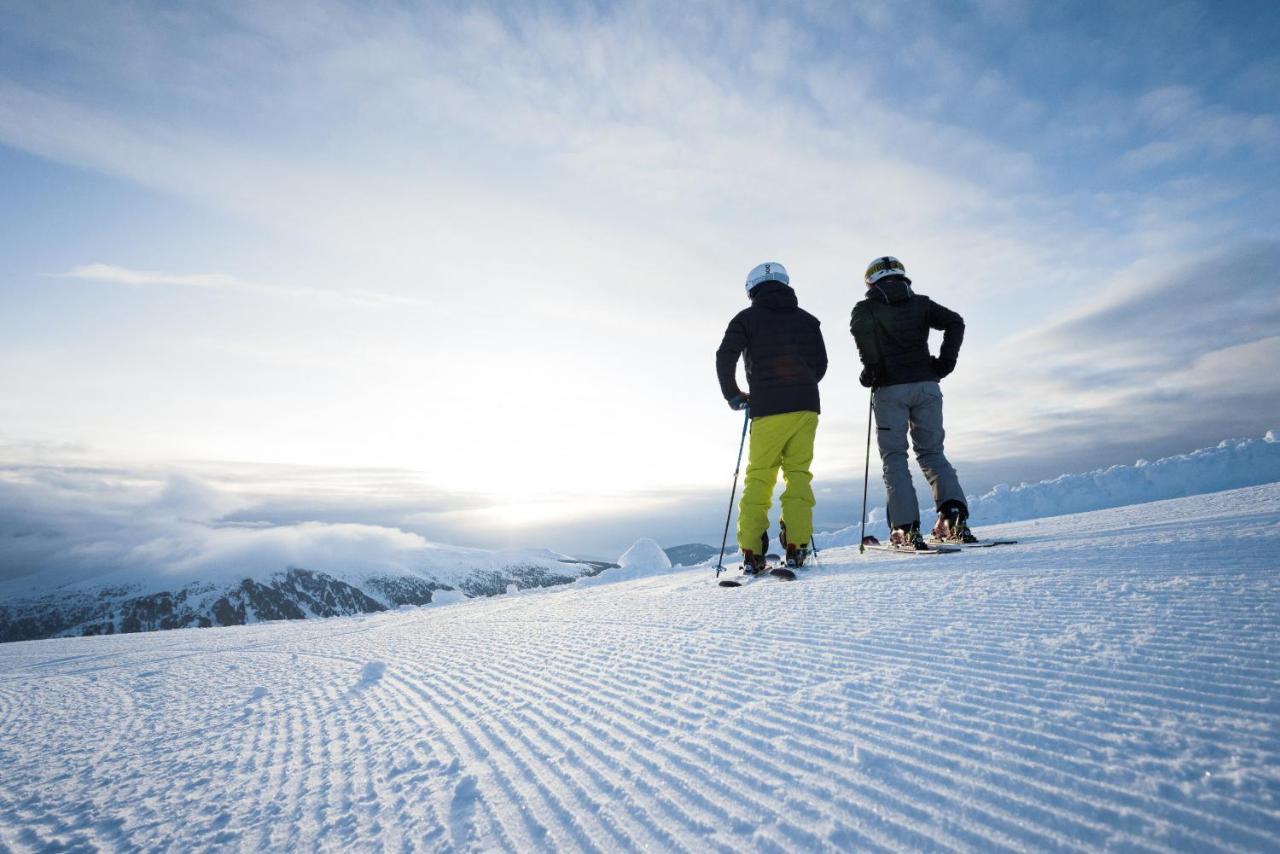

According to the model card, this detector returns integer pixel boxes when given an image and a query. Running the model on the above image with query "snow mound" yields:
[616,538,672,571]
[575,538,673,588]
[429,589,467,607]
[358,661,386,685]
[818,431,1280,545]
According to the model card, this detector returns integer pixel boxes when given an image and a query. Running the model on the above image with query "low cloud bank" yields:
[818,430,1279,545]
[0,467,575,596]
[5,431,1277,592]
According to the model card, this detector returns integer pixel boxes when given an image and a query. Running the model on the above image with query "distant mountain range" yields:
[662,543,719,565]
[0,551,615,644]
[0,539,730,644]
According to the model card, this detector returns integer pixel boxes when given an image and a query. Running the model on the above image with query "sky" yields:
[1,0,1278,575]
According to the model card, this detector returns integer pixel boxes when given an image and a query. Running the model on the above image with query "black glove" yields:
[930,356,956,379]
[727,393,750,411]
[858,366,879,388]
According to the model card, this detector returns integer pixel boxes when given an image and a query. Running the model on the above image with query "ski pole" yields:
[859,391,873,554]
[715,405,751,578]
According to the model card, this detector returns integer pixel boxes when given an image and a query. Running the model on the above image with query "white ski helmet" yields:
[745,261,789,294]
[864,256,910,286]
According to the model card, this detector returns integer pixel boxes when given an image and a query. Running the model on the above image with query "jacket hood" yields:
[866,276,913,305]
[749,281,799,311]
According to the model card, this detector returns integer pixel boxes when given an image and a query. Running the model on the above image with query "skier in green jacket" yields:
[850,255,976,549]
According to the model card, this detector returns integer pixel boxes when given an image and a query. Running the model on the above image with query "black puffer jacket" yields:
[716,281,828,418]
[850,277,964,388]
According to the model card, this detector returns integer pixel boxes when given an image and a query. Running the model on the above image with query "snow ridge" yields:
[968,431,1280,524]
[819,430,1280,545]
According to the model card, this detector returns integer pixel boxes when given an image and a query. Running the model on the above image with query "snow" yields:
[572,537,677,588]
[359,661,387,684]
[428,589,467,607]
[616,537,672,570]
[3,483,1279,850]
[819,430,1280,545]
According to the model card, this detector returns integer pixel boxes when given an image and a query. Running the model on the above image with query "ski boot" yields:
[719,548,768,587]
[779,520,809,566]
[890,522,930,551]
[775,520,805,576]
[932,505,978,544]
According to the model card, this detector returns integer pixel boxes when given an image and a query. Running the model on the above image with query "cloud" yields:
[0,455,898,586]
[2,0,1277,529]
[1030,239,1280,378]
[53,263,427,309]
[0,458,660,592]
[945,240,1280,468]
[0,5,1082,303]
[0,463,469,598]
[3,3,1261,317]
[1119,85,1280,171]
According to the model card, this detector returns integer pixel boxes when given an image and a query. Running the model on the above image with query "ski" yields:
[719,566,798,586]
[718,568,766,587]
[859,534,960,556]
[863,543,961,556]
[928,538,1018,549]
[719,554,798,586]
[718,567,764,587]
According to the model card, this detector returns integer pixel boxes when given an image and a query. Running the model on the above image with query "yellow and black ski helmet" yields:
[864,256,910,286]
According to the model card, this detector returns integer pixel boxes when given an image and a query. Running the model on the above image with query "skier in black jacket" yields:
[850,255,975,548]
[717,262,827,570]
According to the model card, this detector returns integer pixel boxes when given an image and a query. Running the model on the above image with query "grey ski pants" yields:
[872,381,966,528]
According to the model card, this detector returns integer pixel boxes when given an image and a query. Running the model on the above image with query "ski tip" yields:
[769,568,797,581]
[718,579,744,588]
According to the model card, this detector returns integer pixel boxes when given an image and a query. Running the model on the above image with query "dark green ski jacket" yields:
[850,277,964,388]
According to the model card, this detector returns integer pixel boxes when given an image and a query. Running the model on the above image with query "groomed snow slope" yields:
[2,484,1279,852]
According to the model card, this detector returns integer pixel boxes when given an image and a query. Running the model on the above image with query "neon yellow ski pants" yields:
[737,410,818,553]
